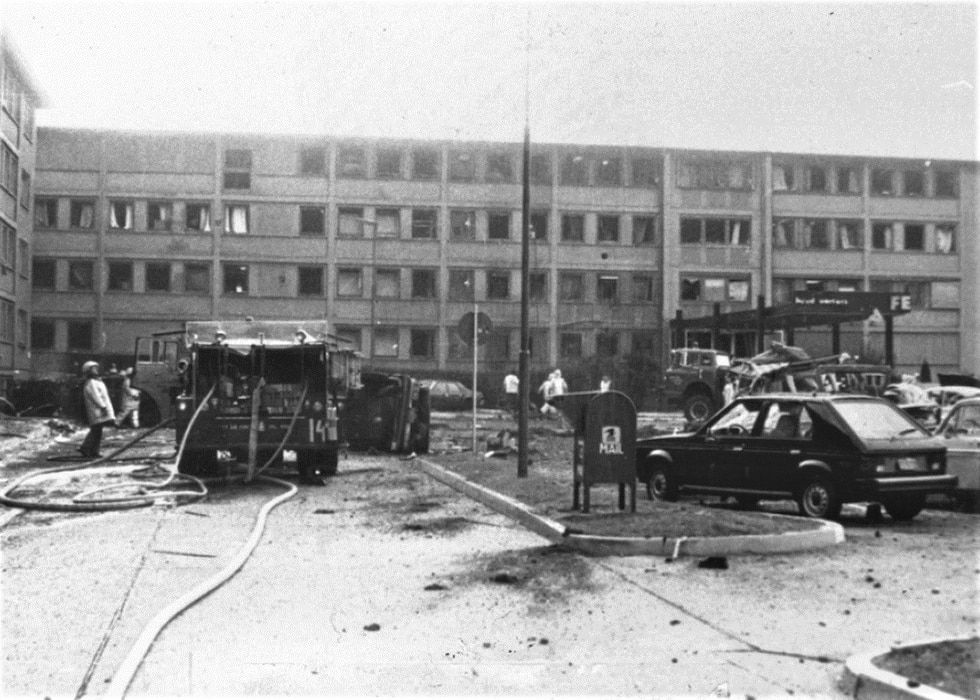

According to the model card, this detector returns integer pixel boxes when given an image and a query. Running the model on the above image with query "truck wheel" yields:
[321,447,339,477]
[881,494,926,521]
[646,461,679,502]
[138,394,161,427]
[178,449,217,476]
[683,394,714,424]
[796,477,841,519]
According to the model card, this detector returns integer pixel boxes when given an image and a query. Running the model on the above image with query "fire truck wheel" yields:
[321,447,339,477]
[297,448,338,478]
[178,449,217,476]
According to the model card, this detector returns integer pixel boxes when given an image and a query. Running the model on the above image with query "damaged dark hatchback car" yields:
[636,394,956,521]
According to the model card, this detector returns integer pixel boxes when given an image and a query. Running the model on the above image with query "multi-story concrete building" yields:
[0,33,44,396]
[29,127,978,402]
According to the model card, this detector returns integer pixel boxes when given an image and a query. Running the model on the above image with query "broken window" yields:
[411,209,438,239]
[34,198,57,228]
[148,202,173,231]
[805,166,827,192]
[376,269,401,298]
[633,275,655,302]
[67,321,93,350]
[836,220,862,250]
[335,326,362,352]
[530,154,552,185]
[32,259,56,290]
[774,219,796,248]
[936,224,956,254]
[222,264,249,295]
[450,210,476,240]
[530,211,548,240]
[184,263,210,294]
[448,150,476,182]
[729,219,750,246]
[70,200,95,229]
[376,208,400,238]
[680,276,749,302]
[903,170,925,197]
[632,157,661,187]
[705,219,726,244]
[297,266,324,296]
[633,216,657,245]
[871,222,893,250]
[31,318,55,350]
[338,145,366,178]
[223,149,252,190]
[561,214,584,242]
[376,148,402,178]
[372,327,399,358]
[299,147,326,176]
[487,270,510,300]
[529,271,547,302]
[448,269,475,301]
[680,218,701,245]
[411,148,440,180]
[486,151,513,182]
[411,269,437,299]
[186,203,211,232]
[488,212,510,240]
[902,223,925,251]
[837,166,860,194]
[337,207,365,237]
[597,275,619,302]
[871,168,894,195]
[68,260,93,291]
[934,170,957,197]
[409,329,435,359]
[109,201,134,230]
[223,205,249,234]
[561,154,589,186]
[597,215,619,242]
[107,261,133,291]
[145,262,171,292]
[558,272,584,301]
[300,207,325,236]
[595,157,621,186]
[337,268,362,297]
[560,333,583,359]
[802,219,830,249]
[773,164,794,191]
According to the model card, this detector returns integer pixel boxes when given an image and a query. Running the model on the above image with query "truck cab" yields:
[663,348,732,423]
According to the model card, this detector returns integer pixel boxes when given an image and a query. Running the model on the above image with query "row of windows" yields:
[34,197,663,245]
[773,219,957,254]
[32,258,660,304]
[220,144,664,189]
[773,163,958,198]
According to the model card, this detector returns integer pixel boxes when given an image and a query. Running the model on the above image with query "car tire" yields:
[646,462,679,502]
[683,394,714,424]
[796,477,841,519]
[881,494,926,521]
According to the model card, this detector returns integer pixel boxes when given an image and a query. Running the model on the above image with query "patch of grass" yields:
[874,637,979,699]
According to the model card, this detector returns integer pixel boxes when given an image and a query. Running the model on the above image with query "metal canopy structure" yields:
[671,292,913,366]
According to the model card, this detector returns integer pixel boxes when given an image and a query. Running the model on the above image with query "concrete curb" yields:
[841,635,975,700]
[413,457,845,557]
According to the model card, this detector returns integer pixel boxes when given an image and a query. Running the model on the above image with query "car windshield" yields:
[832,399,928,439]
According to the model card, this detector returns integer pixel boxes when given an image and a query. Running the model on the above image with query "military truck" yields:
[663,347,733,423]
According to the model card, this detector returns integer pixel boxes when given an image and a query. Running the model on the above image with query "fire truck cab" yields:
[175,320,360,482]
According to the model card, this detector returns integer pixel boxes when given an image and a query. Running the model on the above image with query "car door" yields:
[940,403,980,495]
[742,399,811,496]
[694,399,764,489]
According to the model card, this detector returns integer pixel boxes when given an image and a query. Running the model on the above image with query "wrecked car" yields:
[932,396,980,511]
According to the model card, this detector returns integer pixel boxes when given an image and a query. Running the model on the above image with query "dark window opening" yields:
[934,171,957,198]
[595,157,621,186]
[529,271,547,302]
[633,216,657,245]
[146,262,171,292]
[597,215,619,242]
[904,170,925,197]
[597,332,619,357]
[450,210,476,240]
[871,168,894,195]
[449,151,476,181]
[298,266,324,296]
[300,147,326,175]
[34,198,57,228]
[376,148,402,178]
[223,264,249,295]
[632,158,661,187]
[338,145,366,178]
[904,224,925,251]
[559,273,584,301]
[300,207,325,236]
[32,259,56,290]
[487,271,510,300]
[412,148,440,180]
[597,275,619,302]
[68,321,93,350]
[411,269,437,299]
[530,211,548,240]
[561,214,584,242]
[561,154,589,186]
[530,154,552,185]
[488,212,510,240]
[486,152,513,182]
[411,209,437,239]
[410,329,435,359]
[107,261,133,292]
[560,333,582,359]
[448,269,474,301]
[31,319,55,350]
[184,263,210,294]
[68,261,93,291]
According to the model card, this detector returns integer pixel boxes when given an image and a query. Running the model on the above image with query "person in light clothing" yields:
[79,361,115,458]
[116,368,141,429]
[503,370,519,413]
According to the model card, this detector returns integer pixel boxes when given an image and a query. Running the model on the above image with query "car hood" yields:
[637,432,697,447]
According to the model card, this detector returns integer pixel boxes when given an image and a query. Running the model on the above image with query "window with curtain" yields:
[936,224,956,254]
[109,201,134,230]
[224,205,249,234]
[70,200,95,229]
[186,203,211,232]
[148,202,173,231]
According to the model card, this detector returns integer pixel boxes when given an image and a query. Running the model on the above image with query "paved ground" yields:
[1,424,978,697]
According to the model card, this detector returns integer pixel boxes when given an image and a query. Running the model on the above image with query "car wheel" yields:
[683,394,714,424]
[735,495,759,509]
[646,462,679,502]
[881,494,926,521]
[796,477,841,519]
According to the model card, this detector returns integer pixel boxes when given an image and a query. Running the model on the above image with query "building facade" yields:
[0,33,43,396]
[29,127,978,396]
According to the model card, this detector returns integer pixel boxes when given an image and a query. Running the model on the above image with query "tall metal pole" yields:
[518,12,531,478]
[472,301,479,454]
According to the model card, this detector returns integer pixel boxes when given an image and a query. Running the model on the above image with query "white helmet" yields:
[81,361,100,376]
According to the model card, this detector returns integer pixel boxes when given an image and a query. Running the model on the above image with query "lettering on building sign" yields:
[890,295,912,311]
[599,426,623,455]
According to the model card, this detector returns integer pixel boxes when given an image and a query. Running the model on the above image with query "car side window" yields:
[708,402,760,437]
[951,405,980,435]
[760,401,810,439]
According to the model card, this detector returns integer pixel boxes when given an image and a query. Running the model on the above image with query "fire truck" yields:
[173,320,364,481]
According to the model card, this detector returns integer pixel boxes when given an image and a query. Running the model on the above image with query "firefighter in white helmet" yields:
[79,361,115,458]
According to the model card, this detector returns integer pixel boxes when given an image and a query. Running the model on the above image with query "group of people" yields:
[78,361,141,459]
[502,368,615,418]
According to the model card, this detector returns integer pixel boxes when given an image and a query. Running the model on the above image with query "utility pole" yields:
[518,12,532,478]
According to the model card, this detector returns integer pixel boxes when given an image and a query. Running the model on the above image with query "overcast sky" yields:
[3,1,977,160]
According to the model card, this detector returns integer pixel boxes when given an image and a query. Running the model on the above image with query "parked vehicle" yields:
[636,393,955,521]
[932,396,980,511]
[421,379,485,411]
[883,382,941,428]
[663,348,732,423]
[927,385,980,422]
